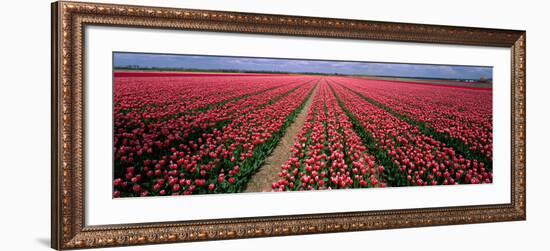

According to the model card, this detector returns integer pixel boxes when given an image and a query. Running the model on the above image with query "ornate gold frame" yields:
[51,1,526,250]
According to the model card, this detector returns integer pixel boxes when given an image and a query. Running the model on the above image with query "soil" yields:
[243,85,318,193]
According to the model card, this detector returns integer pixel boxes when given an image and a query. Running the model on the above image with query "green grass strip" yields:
[328,83,407,187]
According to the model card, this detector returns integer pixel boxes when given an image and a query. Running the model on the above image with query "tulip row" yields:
[325,82,386,189]
[330,77,493,163]
[329,80,492,187]
[114,75,297,121]
[272,81,385,191]
[114,74,319,197]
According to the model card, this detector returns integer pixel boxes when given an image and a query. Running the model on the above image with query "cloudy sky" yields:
[114,52,492,79]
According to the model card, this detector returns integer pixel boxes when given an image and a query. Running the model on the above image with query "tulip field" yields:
[113,72,493,197]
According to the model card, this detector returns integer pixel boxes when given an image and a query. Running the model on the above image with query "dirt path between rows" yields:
[243,84,319,193]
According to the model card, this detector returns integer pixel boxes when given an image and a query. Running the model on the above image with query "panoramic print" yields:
[112,52,493,198]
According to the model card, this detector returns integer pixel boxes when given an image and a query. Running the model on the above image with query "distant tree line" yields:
[114,65,343,76]
[114,65,492,83]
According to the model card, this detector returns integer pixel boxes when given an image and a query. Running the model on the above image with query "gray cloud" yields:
[114,52,492,79]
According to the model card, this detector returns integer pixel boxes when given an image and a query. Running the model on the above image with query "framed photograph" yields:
[51,1,526,249]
